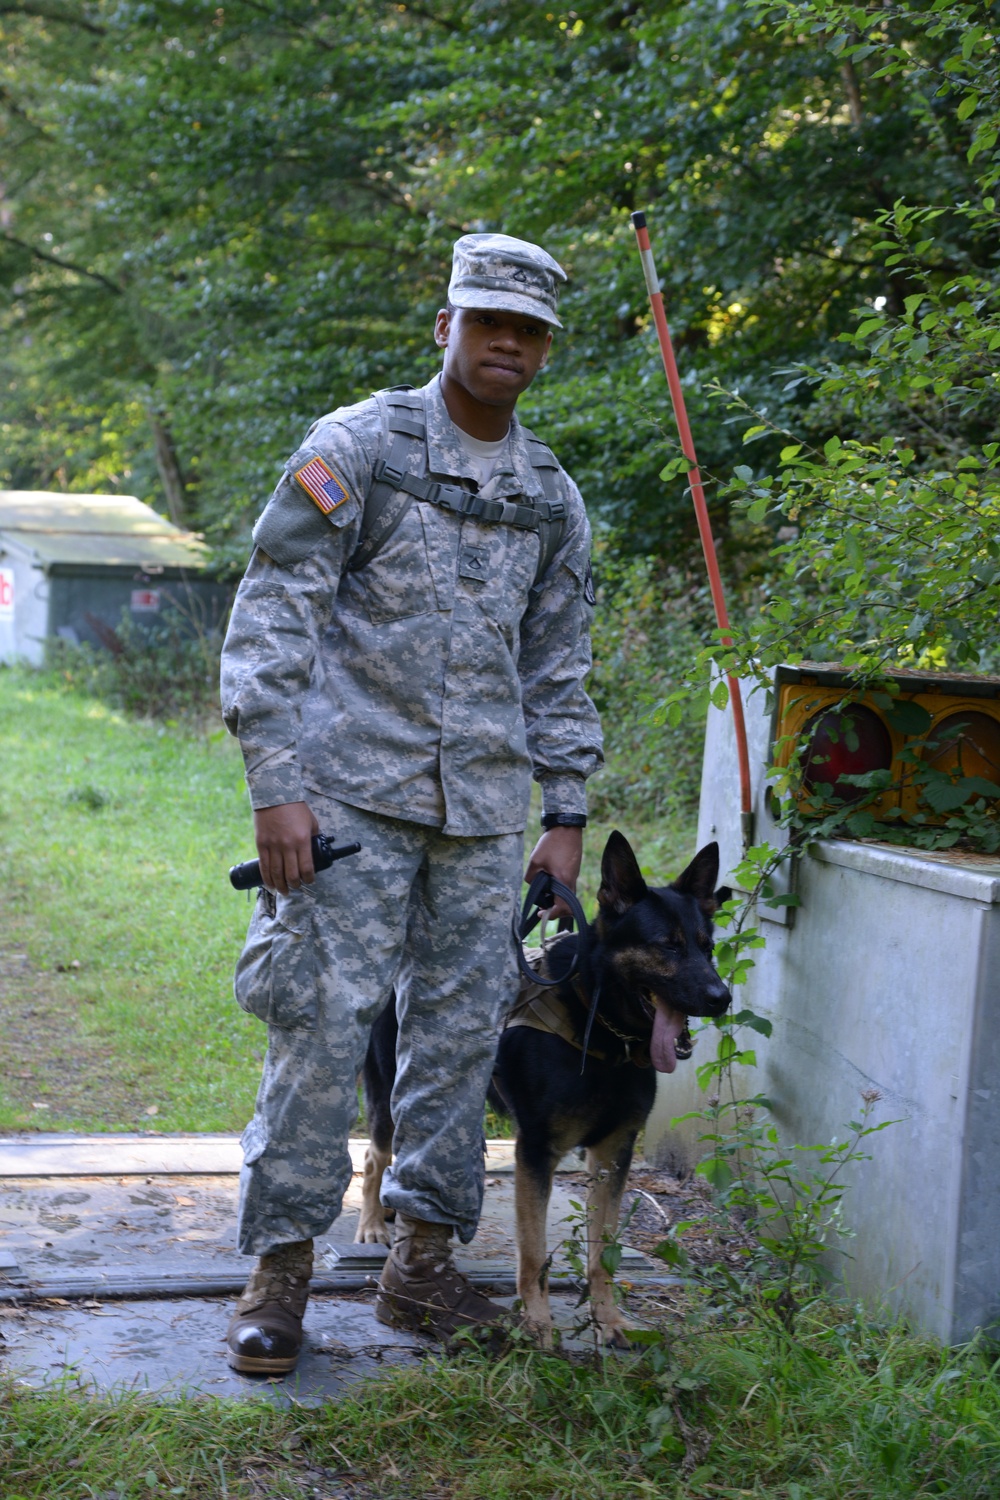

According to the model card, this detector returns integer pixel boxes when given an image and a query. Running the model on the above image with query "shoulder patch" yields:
[294,454,350,515]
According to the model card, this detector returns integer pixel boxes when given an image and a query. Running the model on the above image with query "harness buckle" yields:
[378,462,406,488]
[427,483,471,515]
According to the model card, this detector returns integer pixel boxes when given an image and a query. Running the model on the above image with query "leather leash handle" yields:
[516,873,588,988]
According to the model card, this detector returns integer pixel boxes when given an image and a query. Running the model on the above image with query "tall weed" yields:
[45,601,227,722]
[588,534,710,823]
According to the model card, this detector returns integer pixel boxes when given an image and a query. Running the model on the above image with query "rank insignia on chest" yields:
[293,455,350,515]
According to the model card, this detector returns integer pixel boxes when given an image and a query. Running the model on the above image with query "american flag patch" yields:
[293,455,350,515]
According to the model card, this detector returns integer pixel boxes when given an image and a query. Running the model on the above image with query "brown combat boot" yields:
[226,1238,313,1374]
[375,1215,513,1350]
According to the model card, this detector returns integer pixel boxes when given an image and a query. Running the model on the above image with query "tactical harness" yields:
[506,954,653,1069]
[349,386,569,581]
[511,873,694,1070]
[514,873,615,1071]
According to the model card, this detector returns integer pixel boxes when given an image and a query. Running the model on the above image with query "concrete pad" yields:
[0,1293,428,1402]
[0,1139,676,1395]
[0,1289,620,1403]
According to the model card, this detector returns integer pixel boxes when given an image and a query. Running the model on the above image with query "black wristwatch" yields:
[540,812,588,830]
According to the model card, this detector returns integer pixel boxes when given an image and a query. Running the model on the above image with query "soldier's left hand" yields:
[524,826,584,921]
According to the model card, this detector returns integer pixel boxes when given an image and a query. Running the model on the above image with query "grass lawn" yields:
[0,664,696,1133]
[0,666,260,1132]
[3,1304,999,1498]
[3,668,998,1498]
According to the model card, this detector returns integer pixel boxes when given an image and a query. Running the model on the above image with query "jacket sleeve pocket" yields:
[233,889,319,1032]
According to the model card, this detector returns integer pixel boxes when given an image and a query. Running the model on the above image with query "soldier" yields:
[220,232,603,1373]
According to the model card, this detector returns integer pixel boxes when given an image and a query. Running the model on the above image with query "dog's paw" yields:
[597,1315,639,1350]
[354,1217,392,1246]
[523,1318,554,1350]
[514,1298,555,1350]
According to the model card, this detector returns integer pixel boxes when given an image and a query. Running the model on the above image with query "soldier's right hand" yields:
[253,802,320,895]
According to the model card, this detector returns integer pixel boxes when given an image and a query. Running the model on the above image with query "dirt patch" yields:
[618,1167,762,1325]
[0,940,151,1129]
[555,1166,753,1269]
[623,1168,757,1266]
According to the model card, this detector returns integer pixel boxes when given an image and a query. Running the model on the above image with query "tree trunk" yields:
[841,60,864,130]
[149,411,189,527]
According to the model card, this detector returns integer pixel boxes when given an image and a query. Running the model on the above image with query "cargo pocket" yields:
[463,521,538,634]
[361,503,437,623]
[233,888,319,1032]
[240,1116,268,1167]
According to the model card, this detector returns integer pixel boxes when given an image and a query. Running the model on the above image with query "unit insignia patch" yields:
[294,455,350,515]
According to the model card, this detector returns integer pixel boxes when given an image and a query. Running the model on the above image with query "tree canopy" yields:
[2,0,995,569]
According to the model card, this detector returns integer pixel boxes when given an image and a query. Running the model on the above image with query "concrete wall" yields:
[645,677,1000,1345]
[46,569,230,652]
[0,540,50,666]
[0,551,230,665]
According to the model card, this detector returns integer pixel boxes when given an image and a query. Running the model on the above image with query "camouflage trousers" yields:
[233,794,523,1256]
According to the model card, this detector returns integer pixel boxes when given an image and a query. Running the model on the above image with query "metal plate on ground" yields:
[0,1136,676,1397]
[0,1169,653,1302]
[0,1289,625,1403]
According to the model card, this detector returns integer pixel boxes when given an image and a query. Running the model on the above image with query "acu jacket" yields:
[220,374,603,838]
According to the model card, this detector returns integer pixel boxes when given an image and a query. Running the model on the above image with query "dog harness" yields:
[506,945,652,1068]
[349,386,569,581]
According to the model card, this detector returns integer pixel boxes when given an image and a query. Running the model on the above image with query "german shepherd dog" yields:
[356,831,731,1347]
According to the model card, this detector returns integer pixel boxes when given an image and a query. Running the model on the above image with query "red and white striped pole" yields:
[631,209,753,841]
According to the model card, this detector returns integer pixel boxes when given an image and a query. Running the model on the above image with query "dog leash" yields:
[517,874,588,986]
[517,874,601,1072]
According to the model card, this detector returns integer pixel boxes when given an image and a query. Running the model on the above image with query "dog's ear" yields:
[672,842,721,911]
[700,883,734,918]
[597,830,647,916]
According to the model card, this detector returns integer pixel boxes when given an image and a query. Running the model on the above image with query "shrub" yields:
[45,603,227,722]
[587,535,711,823]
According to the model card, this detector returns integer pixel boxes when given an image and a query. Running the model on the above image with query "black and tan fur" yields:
[356,831,731,1346]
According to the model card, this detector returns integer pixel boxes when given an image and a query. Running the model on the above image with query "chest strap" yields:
[506,947,612,1063]
[506,945,655,1069]
[348,387,567,577]
[374,463,563,531]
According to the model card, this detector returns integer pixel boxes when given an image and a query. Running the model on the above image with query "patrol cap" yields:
[448,232,567,329]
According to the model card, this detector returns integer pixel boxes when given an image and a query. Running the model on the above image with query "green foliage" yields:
[630,0,1000,854]
[587,534,709,821]
[667,1090,898,1333]
[45,606,228,722]
[3,0,995,565]
[698,2,1000,680]
[5,1309,1000,1497]
[664,838,905,1334]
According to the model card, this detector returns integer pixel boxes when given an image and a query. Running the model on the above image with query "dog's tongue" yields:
[650,1003,687,1074]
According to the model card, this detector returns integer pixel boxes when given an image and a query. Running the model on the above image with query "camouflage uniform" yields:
[222,315,602,1257]
[233,795,522,1250]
